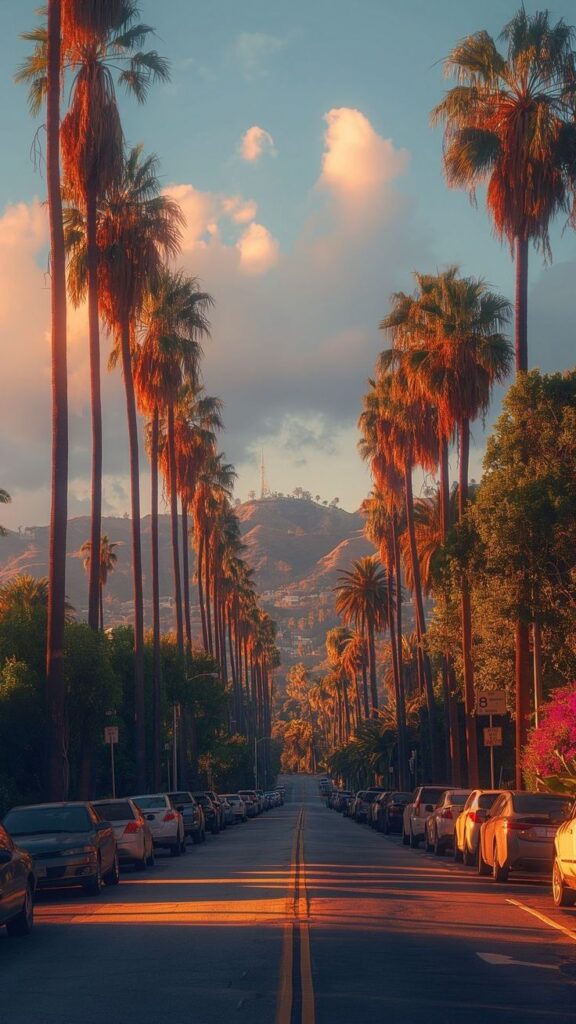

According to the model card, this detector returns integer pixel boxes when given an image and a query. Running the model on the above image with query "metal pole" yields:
[111,740,116,799]
[254,736,258,790]
[172,703,178,791]
[489,714,495,789]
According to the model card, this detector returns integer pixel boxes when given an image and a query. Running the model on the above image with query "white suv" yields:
[132,794,185,857]
[402,786,448,848]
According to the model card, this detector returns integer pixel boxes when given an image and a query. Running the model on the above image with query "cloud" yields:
[319,107,409,216]
[240,126,276,162]
[237,223,280,275]
[234,32,285,78]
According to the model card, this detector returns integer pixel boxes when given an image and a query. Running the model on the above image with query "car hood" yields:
[12,832,95,855]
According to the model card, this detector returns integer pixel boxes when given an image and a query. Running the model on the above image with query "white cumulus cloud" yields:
[240,126,276,162]
[319,107,409,212]
[237,223,280,275]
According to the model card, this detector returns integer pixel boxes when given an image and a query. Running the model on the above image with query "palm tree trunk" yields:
[205,544,214,655]
[167,406,184,656]
[361,658,370,718]
[99,584,104,632]
[387,565,407,788]
[197,533,208,650]
[86,182,102,633]
[119,313,146,790]
[151,408,162,790]
[392,511,405,726]
[459,416,479,787]
[439,435,459,783]
[181,500,192,654]
[367,622,378,714]
[46,0,69,801]
[404,458,438,779]
[515,236,529,374]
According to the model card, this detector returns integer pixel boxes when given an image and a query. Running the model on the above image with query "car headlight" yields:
[61,847,95,858]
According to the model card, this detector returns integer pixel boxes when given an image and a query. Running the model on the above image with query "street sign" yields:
[484,727,503,747]
[104,726,118,745]
[476,690,507,716]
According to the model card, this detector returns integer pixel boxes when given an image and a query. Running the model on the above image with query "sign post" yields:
[483,721,503,788]
[104,726,119,798]
[476,691,506,788]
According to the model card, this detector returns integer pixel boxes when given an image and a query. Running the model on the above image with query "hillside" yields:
[0,496,403,675]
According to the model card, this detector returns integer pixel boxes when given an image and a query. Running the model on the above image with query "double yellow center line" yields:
[276,808,315,1024]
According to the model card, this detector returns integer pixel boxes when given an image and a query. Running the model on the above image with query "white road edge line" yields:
[506,898,576,943]
[477,952,557,970]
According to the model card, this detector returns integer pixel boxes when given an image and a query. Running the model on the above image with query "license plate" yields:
[533,827,556,838]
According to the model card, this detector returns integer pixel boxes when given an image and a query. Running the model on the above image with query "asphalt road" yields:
[2,775,576,1024]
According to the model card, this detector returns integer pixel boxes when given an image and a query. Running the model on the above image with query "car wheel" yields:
[83,856,103,895]
[492,846,509,883]
[552,857,576,907]
[409,826,419,849]
[105,852,120,886]
[425,829,434,853]
[477,842,491,876]
[6,883,34,937]
[180,834,187,855]
[192,829,202,845]
[170,838,181,857]
[433,832,444,857]
[462,843,474,867]
[146,846,155,868]
[402,827,410,846]
[453,841,463,863]
[383,816,390,835]
[133,853,147,871]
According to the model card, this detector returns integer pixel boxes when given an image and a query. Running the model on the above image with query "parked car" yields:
[333,790,353,813]
[402,786,449,848]
[478,791,573,881]
[369,792,390,828]
[131,794,185,857]
[167,791,206,845]
[453,790,503,865]
[3,802,119,895]
[238,791,258,818]
[222,794,247,823]
[342,793,356,817]
[425,789,472,855]
[274,788,285,805]
[377,792,411,834]
[219,797,235,827]
[205,791,226,829]
[93,798,154,870]
[239,790,261,815]
[0,823,35,936]
[350,789,386,823]
[552,799,576,907]
[193,792,221,834]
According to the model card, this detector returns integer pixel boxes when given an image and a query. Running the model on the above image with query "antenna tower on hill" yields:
[260,450,270,500]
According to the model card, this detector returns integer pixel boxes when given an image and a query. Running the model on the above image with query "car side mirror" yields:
[0,848,12,864]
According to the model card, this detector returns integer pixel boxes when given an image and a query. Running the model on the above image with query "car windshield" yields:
[450,792,471,805]
[389,793,410,802]
[365,792,381,803]
[133,796,167,810]
[512,795,573,821]
[193,795,211,806]
[226,795,240,802]
[4,806,91,835]
[169,793,192,805]
[95,802,134,822]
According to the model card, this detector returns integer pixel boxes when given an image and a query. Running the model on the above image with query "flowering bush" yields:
[523,684,576,793]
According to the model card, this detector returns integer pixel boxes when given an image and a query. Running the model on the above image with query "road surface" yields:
[2,775,575,1023]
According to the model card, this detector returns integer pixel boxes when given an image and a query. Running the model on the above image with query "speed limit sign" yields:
[476,690,507,716]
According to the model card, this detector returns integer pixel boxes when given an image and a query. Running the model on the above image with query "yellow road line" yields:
[276,808,315,1024]
[506,898,576,943]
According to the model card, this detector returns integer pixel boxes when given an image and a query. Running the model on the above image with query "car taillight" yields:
[163,812,176,822]
[440,809,453,820]
[469,811,485,824]
[124,821,141,834]
[504,820,533,831]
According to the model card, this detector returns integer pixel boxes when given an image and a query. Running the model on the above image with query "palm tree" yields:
[80,534,118,630]
[431,9,576,373]
[335,557,388,717]
[18,3,169,635]
[67,146,183,789]
[136,269,212,656]
[381,269,512,784]
[0,489,11,537]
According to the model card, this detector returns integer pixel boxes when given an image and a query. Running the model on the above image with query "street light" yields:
[254,735,269,790]
[172,671,219,791]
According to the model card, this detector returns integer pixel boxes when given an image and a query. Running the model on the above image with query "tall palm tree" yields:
[80,534,118,630]
[67,146,183,789]
[431,9,576,373]
[335,557,388,717]
[18,3,169,634]
[136,269,212,656]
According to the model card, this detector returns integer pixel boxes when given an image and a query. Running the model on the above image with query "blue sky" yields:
[1,1,576,528]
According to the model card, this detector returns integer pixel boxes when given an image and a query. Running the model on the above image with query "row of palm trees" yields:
[24,1,277,797]
[327,9,576,788]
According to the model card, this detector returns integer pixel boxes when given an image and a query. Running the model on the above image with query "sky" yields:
[1,0,576,530]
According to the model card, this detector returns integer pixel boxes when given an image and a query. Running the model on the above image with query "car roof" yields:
[93,797,135,804]
[8,801,92,811]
